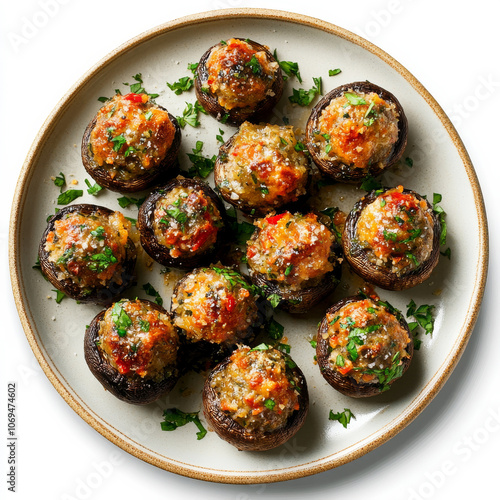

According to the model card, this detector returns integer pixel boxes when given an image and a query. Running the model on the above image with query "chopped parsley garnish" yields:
[144,110,153,121]
[329,408,355,428]
[273,49,303,83]
[288,77,322,106]
[208,266,261,296]
[406,299,435,336]
[432,193,447,246]
[264,399,276,411]
[139,319,150,332]
[176,101,206,129]
[216,128,225,144]
[111,301,132,337]
[187,62,198,75]
[245,54,262,75]
[90,226,105,240]
[267,293,281,309]
[248,343,271,352]
[117,195,146,209]
[57,189,83,205]
[87,247,117,272]
[85,179,103,196]
[360,175,382,192]
[123,73,159,99]
[405,157,414,167]
[225,207,256,245]
[53,172,66,192]
[284,264,294,276]
[167,76,194,95]
[328,68,342,76]
[166,208,188,224]
[268,318,284,340]
[365,352,404,392]
[56,246,75,265]
[440,247,451,259]
[97,96,109,103]
[142,282,163,306]
[110,134,127,152]
[344,92,367,106]
[185,141,216,179]
[52,289,66,304]
[161,408,207,440]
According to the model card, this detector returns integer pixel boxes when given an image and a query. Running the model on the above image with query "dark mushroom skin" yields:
[81,93,181,192]
[171,266,263,368]
[195,38,284,126]
[84,299,179,405]
[316,295,413,398]
[305,82,408,183]
[246,211,342,313]
[38,204,137,305]
[137,177,227,269]
[214,122,310,218]
[342,186,441,290]
[202,346,308,451]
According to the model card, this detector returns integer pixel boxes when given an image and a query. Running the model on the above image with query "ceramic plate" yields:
[9,9,488,483]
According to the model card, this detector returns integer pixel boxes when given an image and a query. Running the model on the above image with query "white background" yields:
[1,1,498,499]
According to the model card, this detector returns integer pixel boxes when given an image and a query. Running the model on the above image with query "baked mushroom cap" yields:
[202,346,309,451]
[195,38,284,126]
[214,122,310,218]
[38,204,137,305]
[84,299,179,405]
[305,81,408,183]
[246,211,342,313]
[81,94,182,193]
[137,177,227,269]
[316,295,414,397]
[342,186,441,290]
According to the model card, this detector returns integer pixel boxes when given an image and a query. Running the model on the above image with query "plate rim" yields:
[8,7,489,484]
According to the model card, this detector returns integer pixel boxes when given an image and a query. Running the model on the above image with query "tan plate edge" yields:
[8,8,489,484]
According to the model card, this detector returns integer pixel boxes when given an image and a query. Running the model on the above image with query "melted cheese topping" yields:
[315,91,399,170]
[45,210,131,290]
[152,185,222,259]
[99,299,178,381]
[218,122,309,210]
[171,267,259,344]
[210,346,301,433]
[355,186,434,275]
[203,38,278,110]
[246,212,335,291]
[89,93,175,178]
[324,298,410,385]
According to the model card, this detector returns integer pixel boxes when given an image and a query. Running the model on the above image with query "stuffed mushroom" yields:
[316,294,413,397]
[246,211,342,313]
[306,82,407,183]
[84,299,179,404]
[342,185,441,290]
[195,38,284,126]
[137,177,226,268]
[215,122,310,217]
[82,92,181,192]
[203,345,308,451]
[38,204,136,304]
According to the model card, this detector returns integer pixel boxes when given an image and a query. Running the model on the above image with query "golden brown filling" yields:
[246,212,335,291]
[203,38,278,110]
[324,298,410,386]
[152,185,222,259]
[355,186,434,276]
[171,267,259,344]
[44,210,131,290]
[314,91,399,170]
[89,93,175,177]
[210,346,300,432]
[218,122,309,210]
[99,299,178,381]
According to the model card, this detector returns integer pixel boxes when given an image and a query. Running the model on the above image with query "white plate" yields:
[9,9,488,483]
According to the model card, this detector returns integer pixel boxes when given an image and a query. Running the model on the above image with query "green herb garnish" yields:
[329,408,355,428]
[85,179,103,196]
[57,189,83,205]
[160,408,207,440]
[167,76,194,95]
[111,301,132,337]
[142,282,163,306]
